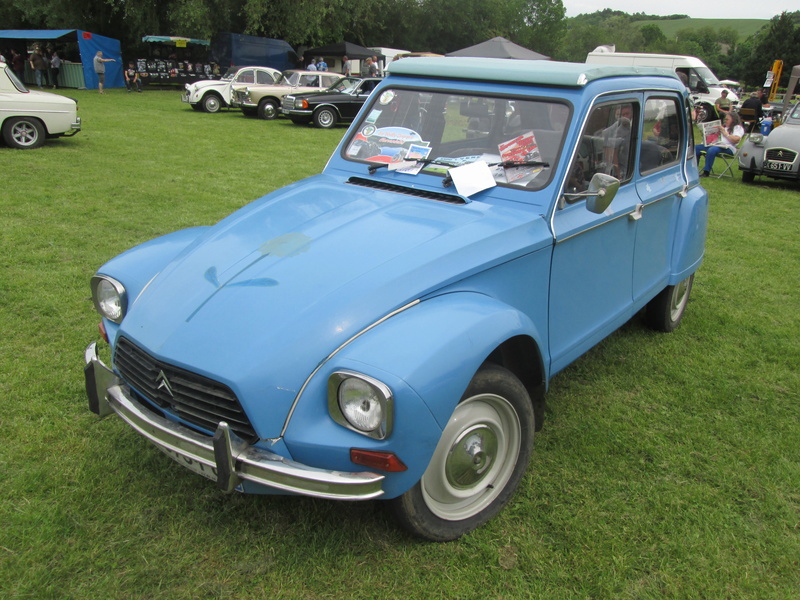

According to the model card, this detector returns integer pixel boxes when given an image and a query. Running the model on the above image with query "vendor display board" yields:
[135,58,222,85]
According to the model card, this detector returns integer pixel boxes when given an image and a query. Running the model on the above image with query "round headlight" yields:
[339,378,384,432]
[91,275,127,324]
[329,371,393,439]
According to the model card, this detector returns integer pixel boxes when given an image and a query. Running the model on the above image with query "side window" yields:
[256,71,273,84]
[236,70,255,84]
[640,97,683,174]
[567,101,637,193]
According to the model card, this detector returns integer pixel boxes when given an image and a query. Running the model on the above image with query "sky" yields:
[561,1,795,21]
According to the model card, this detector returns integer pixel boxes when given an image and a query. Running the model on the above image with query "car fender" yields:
[670,186,708,282]
[283,291,545,497]
[313,103,340,117]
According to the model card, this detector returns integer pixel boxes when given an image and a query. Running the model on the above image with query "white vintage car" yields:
[181,66,281,113]
[0,61,81,149]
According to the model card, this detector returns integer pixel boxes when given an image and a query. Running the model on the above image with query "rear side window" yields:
[640,97,684,174]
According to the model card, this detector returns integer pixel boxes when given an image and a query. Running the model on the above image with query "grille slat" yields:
[114,338,258,442]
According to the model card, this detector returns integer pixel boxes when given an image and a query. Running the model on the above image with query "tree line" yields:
[2,1,798,87]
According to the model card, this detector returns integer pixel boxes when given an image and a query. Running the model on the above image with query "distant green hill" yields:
[638,18,768,40]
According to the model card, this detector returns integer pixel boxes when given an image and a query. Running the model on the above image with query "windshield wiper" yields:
[490,159,550,169]
[367,158,453,175]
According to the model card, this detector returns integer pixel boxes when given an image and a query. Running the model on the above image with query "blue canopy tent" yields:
[0,29,124,89]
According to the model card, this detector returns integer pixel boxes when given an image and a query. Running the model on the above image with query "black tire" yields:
[695,104,716,123]
[313,107,337,129]
[388,363,535,542]
[257,98,278,120]
[201,93,222,113]
[645,274,694,332]
[2,117,46,149]
[290,117,311,125]
[741,171,755,183]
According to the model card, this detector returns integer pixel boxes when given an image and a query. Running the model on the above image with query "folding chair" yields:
[715,134,748,178]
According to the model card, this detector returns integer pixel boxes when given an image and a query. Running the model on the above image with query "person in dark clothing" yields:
[739,92,764,132]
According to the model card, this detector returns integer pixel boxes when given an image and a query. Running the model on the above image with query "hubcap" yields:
[421,393,520,520]
[262,103,276,118]
[319,111,333,126]
[205,97,219,112]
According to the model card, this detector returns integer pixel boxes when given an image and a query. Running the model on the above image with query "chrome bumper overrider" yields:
[83,342,384,500]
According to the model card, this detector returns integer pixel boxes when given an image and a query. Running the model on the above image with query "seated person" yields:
[714,89,732,118]
[694,112,744,177]
[124,63,142,92]
[739,92,764,131]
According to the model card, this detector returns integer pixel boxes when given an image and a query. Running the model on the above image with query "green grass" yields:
[637,18,769,40]
[1,89,799,599]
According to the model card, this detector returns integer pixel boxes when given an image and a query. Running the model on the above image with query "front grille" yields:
[765,148,798,163]
[283,97,295,110]
[233,90,248,103]
[114,337,258,443]
[346,177,466,204]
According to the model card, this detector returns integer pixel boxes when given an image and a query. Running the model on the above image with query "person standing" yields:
[11,49,25,82]
[49,51,62,89]
[341,55,350,76]
[306,57,317,71]
[316,57,327,71]
[29,47,47,88]
[94,51,115,94]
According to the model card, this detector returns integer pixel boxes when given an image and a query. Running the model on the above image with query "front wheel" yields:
[741,171,755,183]
[313,107,337,128]
[201,94,222,113]
[257,99,278,120]
[389,364,534,541]
[2,117,45,149]
[645,274,694,332]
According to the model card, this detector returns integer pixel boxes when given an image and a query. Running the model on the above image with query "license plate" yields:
[157,445,219,482]
[766,161,792,172]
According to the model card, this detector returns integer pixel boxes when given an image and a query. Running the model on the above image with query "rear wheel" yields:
[645,274,694,332]
[313,107,337,129]
[3,117,45,149]
[257,98,278,120]
[201,93,222,113]
[389,364,534,541]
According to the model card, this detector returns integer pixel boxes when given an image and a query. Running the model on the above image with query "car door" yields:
[633,94,687,302]
[548,96,642,374]
[341,80,378,120]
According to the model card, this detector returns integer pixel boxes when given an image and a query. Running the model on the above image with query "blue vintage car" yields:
[84,57,708,541]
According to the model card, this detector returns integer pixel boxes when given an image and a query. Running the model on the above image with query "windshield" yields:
[343,88,570,190]
[274,71,303,86]
[329,77,360,93]
[695,66,721,86]
[5,66,29,93]
[221,67,239,81]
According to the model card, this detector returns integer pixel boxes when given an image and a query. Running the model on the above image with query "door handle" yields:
[629,203,643,221]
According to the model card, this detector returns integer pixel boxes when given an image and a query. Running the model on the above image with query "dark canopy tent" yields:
[303,42,383,60]
[0,29,123,88]
[446,37,549,60]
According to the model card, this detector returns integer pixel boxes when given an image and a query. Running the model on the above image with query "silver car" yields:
[738,103,800,184]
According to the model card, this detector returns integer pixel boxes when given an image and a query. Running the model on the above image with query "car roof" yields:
[386,57,679,87]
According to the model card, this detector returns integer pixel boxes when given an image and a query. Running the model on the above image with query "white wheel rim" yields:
[205,97,219,112]
[319,111,333,126]
[669,277,691,322]
[421,393,521,521]
[13,122,39,146]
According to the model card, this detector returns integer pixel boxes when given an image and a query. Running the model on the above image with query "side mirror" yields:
[562,172,620,213]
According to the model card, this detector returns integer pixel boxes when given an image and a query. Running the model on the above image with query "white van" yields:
[586,50,738,121]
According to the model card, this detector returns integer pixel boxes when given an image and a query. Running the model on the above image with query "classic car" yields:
[181,66,281,113]
[738,102,800,183]
[230,70,341,119]
[84,57,707,541]
[0,61,80,149]
[281,77,382,127]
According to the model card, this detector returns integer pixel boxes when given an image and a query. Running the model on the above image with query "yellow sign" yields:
[176,39,187,48]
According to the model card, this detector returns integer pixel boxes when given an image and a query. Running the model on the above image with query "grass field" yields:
[638,18,769,40]
[1,88,798,599]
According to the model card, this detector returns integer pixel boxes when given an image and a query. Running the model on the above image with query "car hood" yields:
[117,174,548,438]
[2,89,76,107]
[188,79,227,91]
[763,122,799,148]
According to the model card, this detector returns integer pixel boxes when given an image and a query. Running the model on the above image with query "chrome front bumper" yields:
[84,342,384,500]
